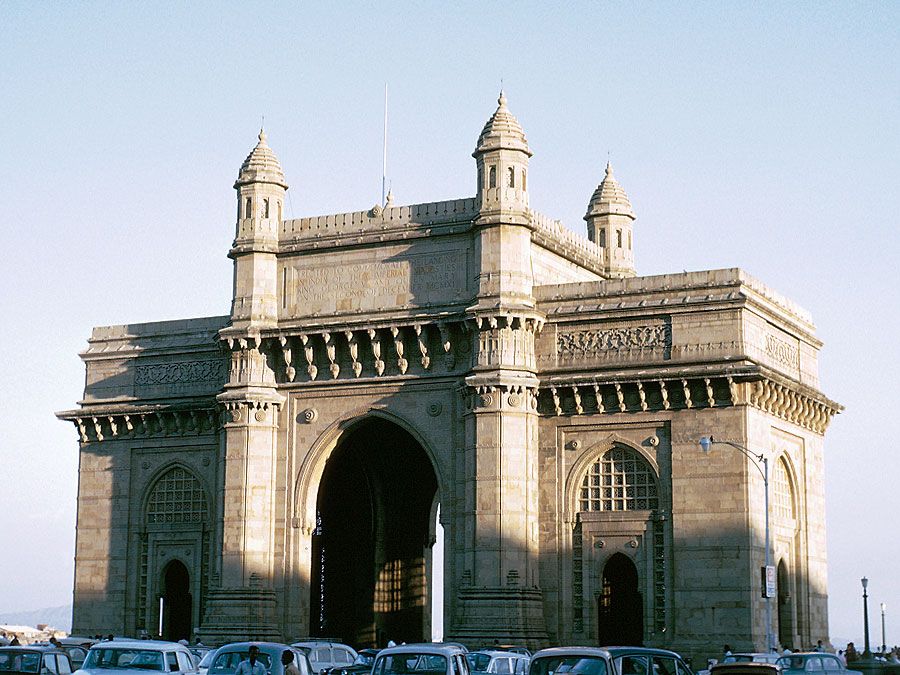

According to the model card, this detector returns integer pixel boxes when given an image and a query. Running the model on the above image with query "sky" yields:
[0,0,897,646]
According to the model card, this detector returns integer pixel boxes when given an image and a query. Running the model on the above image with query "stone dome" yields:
[585,161,634,219]
[235,129,288,189]
[474,91,532,157]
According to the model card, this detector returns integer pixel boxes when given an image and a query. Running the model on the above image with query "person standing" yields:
[236,646,267,675]
[282,650,301,675]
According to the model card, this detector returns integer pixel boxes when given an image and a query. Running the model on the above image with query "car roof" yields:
[379,644,466,657]
[91,640,189,650]
[216,642,296,651]
[469,651,527,659]
[532,647,612,659]
[604,648,684,659]
[0,646,68,653]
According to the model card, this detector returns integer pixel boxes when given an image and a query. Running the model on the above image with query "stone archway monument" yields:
[59,94,841,656]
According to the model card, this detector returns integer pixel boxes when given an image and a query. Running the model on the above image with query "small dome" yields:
[235,129,288,189]
[474,91,532,157]
[585,161,634,220]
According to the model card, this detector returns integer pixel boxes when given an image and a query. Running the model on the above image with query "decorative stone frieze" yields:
[59,406,220,443]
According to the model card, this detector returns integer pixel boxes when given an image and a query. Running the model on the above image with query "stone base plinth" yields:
[446,587,548,650]
[197,587,280,644]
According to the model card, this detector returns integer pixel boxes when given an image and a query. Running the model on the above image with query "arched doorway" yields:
[777,560,794,649]
[311,417,438,647]
[598,553,643,646]
[161,560,191,641]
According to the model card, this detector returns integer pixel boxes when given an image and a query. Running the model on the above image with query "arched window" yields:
[580,446,658,512]
[628,231,632,250]
[244,197,252,219]
[507,167,515,188]
[599,230,606,247]
[522,169,526,191]
[478,167,483,191]
[146,466,208,525]
[489,166,497,189]
[773,457,796,520]
[277,201,282,221]
[616,229,623,248]
[263,198,270,218]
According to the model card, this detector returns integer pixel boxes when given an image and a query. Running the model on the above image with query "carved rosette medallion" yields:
[427,402,442,417]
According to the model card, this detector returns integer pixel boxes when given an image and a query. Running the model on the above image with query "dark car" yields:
[711,663,781,675]
[324,649,381,675]
[0,646,74,675]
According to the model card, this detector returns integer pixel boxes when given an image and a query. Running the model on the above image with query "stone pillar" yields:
[198,337,284,643]
[447,315,548,648]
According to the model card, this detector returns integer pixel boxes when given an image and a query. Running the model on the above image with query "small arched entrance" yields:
[311,417,438,647]
[598,553,643,646]
[777,560,794,649]
[161,560,191,641]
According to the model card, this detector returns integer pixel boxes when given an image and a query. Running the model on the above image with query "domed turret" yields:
[235,129,288,189]
[473,92,531,218]
[230,129,288,327]
[584,161,637,278]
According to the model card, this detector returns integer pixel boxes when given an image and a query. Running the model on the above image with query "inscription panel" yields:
[134,358,228,398]
[282,249,468,317]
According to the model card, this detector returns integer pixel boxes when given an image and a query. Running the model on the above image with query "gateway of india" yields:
[59,93,841,656]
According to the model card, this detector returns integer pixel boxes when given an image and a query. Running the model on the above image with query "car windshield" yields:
[531,657,607,675]
[466,656,491,672]
[199,652,216,669]
[355,655,376,667]
[0,651,42,673]
[84,649,166,671]
[724,657,755,664]
[211,652,273,674]
[376,654,447,675]
[775,658,806,670]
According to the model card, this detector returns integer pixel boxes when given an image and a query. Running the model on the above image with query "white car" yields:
[291,642,357,675]
[372,643,470,675]
[466,651,529,675]
[79,640,198,675]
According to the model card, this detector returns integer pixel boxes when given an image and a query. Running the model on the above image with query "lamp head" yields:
[699,436,713,453]
[862,577,869,590]
[882,602,887,612]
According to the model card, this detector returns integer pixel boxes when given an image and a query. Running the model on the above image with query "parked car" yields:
[0,645,74,675]
[209,642,313,675]
[466,651,529,675]
[291,642,357,675]
[723,656,781,666]
[775,653,861,675]
[324,649,380,675]
[529,646,692,675]
[197,649,216,675]
[27,641,92,670]
[372,643,470,675]
[476,649,531,659]
[711,663,781,675]
[79,640,198,675]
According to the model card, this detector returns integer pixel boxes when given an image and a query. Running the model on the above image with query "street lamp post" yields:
[698,436,772,653]
[881,602,887,654]
[862,577,871,658]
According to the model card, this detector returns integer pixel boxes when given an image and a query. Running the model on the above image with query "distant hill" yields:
[0,605,72,633]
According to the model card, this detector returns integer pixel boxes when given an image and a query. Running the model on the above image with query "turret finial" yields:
[605,160,614,177]
[258,128,267,145]
[497,90,508,109]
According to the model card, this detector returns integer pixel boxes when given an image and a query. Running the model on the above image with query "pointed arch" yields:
[564,435,659,523]
[143,463,210,526]
[772,454,798,524]
[294,407,448,532]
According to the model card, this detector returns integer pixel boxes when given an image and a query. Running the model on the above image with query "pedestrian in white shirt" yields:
[236,646,267,675]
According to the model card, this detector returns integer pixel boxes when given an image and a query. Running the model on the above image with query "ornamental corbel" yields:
[414,324,430,369]
[681,379,693,409]
[76,418,88,443]
[91,416,104,442]
[322,332,340,379]
[615,383,626,412]
[637,382,648,411]
[572,385,583,414]
[659,380,670,410]
[550,386,562,416]
[124,415,133,433]
[343,331,361,377]
[279,336,296,382]
[368,328,385,376]
[390,326,408,374]
[108,416,118,437]
[593,382,605,413]
[299,334,317,380]
[704,378,715,407]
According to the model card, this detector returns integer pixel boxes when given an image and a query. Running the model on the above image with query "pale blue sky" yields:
[0,1,897,644]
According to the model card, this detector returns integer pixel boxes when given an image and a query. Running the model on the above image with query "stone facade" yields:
[59,94,840,658]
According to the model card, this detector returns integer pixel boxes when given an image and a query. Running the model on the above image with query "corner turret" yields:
[230,129,288,327]
[473,92,532,222]
[584,161,636,278]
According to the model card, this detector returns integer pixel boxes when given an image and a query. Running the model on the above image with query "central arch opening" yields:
[311,417,438,647]
[598,553,643,646]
